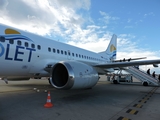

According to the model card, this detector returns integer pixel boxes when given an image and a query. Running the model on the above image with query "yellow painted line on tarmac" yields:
[126,109,138,115]
[139,99,147,103]
[130,109,138,114]
[117,116,131,120]
[136,104,143,108]
[117,87,158,120]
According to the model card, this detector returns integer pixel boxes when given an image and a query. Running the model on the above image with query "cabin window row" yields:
[48,47,103,62]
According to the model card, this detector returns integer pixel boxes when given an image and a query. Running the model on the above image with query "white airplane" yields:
[0,23,160,89]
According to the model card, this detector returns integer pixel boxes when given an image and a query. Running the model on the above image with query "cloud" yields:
[0,0,8,10]
[127,19,132,23]
[117,34,160,59]
[0,0,90,36]
[144,12,155,18]
[99,11,119,24]
[67,32,112,52]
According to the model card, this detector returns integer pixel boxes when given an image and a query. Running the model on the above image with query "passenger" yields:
[147,68,150,75]
[128,58,131,62]
[158,74,160,82]
[112,73,115,80]
[152,71,155,78]
[135,65,139,69]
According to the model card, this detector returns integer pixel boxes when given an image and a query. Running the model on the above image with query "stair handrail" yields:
[127,66,159,84]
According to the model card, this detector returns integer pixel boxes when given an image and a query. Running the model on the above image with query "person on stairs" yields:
[152,71,155,78]
[147,68,150,75]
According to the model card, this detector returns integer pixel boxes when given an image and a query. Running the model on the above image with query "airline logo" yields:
[110,44,116,52]
[109,44,116,59]
[0,28,35,62]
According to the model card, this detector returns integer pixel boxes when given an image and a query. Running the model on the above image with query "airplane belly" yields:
[0,61,30,76]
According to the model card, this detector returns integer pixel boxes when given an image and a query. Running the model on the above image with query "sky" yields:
[0,0,160,72]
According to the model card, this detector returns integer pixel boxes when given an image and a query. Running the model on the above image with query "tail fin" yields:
[98,34,117,61]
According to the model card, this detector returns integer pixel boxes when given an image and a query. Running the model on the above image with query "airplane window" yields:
[79,54,81,58]
[31,44,35,48]
[72,53,74,56]
[9,39,14,44]
[48,47,51,52]
[25,42,28,47]
[53,48,55,53]
[65,51,67,55]
[57,49,60,54]
[0,36,5,42]
[37,45,41,50]
[61,50,63,54]
[68,51,70,56]
[17,40,21,46]
[82,55,83,58]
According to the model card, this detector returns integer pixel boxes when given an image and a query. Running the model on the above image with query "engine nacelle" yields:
[50,61,99,89]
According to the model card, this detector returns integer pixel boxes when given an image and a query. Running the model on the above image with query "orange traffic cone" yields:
[44,91,53,108]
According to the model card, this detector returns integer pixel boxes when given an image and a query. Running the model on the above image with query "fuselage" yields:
[0,24,109,79]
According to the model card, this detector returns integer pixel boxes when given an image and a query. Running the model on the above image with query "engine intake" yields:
[50,61,99,89]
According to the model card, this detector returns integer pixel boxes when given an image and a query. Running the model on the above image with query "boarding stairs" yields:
[123,66,159,86]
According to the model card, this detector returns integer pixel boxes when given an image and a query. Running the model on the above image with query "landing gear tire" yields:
[113,80,118,84]
[143,82,148,86]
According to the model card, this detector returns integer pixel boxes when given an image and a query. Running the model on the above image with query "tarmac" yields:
[0,76,160,120]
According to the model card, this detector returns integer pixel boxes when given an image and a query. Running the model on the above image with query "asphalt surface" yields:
[0,76,160,120]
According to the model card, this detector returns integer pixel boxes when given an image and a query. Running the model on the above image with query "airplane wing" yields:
[94,59,160,68]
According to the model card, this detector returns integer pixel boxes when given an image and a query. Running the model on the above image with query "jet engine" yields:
[50,61,99,89]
